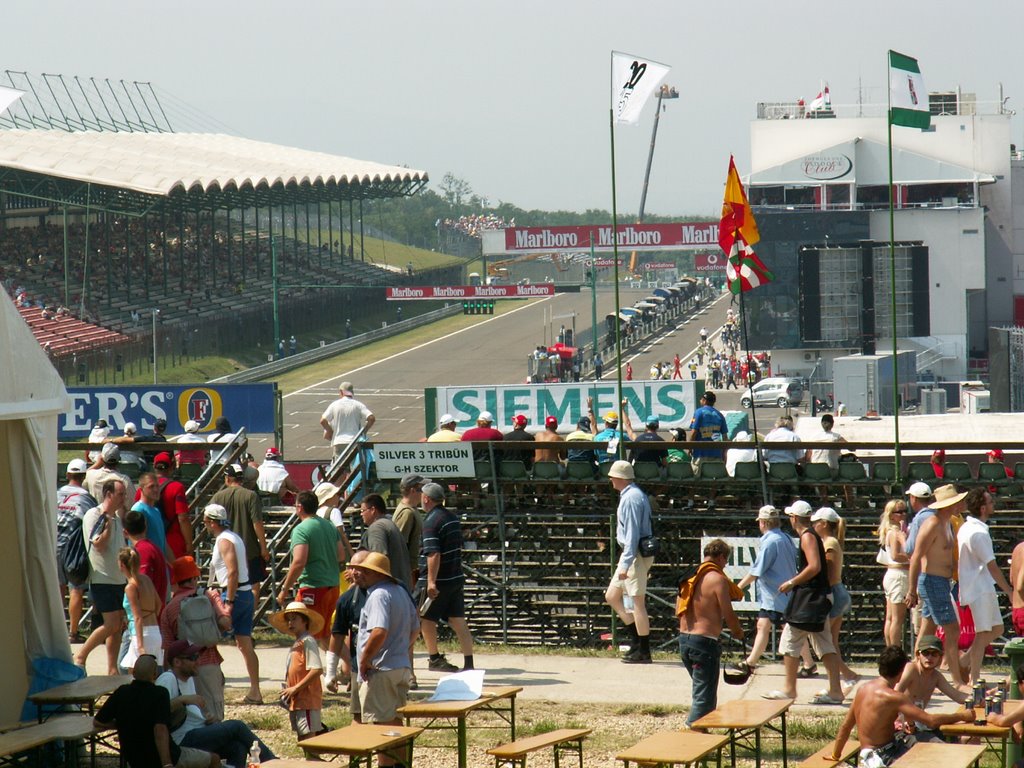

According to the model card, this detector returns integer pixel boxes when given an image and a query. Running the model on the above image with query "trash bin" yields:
[1003,638,1024,768]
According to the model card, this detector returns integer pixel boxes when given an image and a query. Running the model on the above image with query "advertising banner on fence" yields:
[482,223,719,255]
[60,384,277,438]
[699,535,798,612]
[694,252,727,272]
[385,284,555,301]
[375,442,476,479]
[425,380,701,436]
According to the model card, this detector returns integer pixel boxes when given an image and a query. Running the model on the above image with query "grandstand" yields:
[0,71,438,378]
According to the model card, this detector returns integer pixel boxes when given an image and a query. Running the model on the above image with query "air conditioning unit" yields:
[921,389,947,414]
[803,352,814,361]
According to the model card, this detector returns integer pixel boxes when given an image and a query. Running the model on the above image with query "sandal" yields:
[797,664,818,678]
[241,695,265,705]
[811,693,845,705]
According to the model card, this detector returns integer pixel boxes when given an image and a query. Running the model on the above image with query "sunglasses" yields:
[918,649,941,657]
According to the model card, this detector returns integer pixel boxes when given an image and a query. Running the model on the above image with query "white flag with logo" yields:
[612,51,670,125]
[889,50,929,130]
[0,85,24,117]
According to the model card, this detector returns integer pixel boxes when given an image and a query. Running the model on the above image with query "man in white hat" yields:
[85,443,135,514]
[320,381,375,457]
[904,482,935,555]
[604,460,655,663]
[427,414,462,442]
[351,552,419,738]
[175,419,208,468]
[460,411,503,461]
[57,458,97,643]
[905,484,969,689]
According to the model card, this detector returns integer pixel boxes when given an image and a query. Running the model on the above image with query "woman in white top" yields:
[119,547,164,669]
[878,499,910,646]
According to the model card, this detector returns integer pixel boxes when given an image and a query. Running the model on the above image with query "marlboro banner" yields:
[481,222,719,256]
[385,284,555,301]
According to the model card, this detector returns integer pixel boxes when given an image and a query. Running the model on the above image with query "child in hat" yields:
[272,601,325,740]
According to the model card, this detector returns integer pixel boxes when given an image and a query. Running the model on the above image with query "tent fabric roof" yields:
[0,289,68,420]
[0,130,428,197]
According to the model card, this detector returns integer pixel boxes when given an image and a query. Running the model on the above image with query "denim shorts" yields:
[918,573,956,626]
[829,583,852,619]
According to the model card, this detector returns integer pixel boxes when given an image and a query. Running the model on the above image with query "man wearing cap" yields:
[203,504,263,704]
[605,460,655,663]
[320,381,375,456]
[277,491,344,650]
[109,421,146,471]
[351,552,420,740]
[565,410,598,470]
[85,443,135,515]
[175,420,208,468]
[94,655,219,768]
[160,556,232,722]
[461,411,503,461]
[534,415,566,466]
[158,639,275,767]
[737,505,798,672]
[621,408,667,467]
[211,463,269,599]
[427,414,462,442]
[418,482,475,672]
[958,488,1013,684]
[57,458,97,643]
[905,484,968,689]
[903,482,934,558]
[144,417,169,466]
[257,446,300,502]
[593,410,625,466]
[894,635,969,742]
[502,414,535,469]
[153,451,193,559]
[764,499,845,704]
[358,494,413,589]
[688,391,727,473]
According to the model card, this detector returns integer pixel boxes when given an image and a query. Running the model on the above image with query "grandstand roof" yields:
[0,130,428,214]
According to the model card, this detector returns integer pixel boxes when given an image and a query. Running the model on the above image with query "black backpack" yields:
[57,513,90,585]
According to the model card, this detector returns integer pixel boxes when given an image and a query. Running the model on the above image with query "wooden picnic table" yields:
[398,685,523,768]
[939,706,1011,766]
[296,723,423,768]
[692,699,792,768]
[28,675,131,722]
[616,730,730,768]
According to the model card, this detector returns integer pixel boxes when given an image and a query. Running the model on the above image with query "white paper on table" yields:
[427,669,486,701]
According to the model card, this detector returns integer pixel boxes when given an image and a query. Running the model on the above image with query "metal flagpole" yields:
[886,53,902,482]
[609,107,625,459]
[736,270,769,503]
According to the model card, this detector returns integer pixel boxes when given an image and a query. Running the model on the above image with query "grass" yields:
[296,226,466,272]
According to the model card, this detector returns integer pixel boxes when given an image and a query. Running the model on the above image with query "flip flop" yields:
[811,693,845,705]
[797,664,818,678]
[762,690,794,701]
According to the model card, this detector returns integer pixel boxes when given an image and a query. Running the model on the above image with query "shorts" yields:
[297,585,340,644]
[830,584,852,619]
[290,708,323,738]
[608,556,654,599]
[359,667,412,723]
[90,582,127,614]
[421,582,465,622]
[883,569,909,604]
[1014,607,1024,636]
[964,591,1002,633]
[176,746,215,768]
[918,573,957,627]
[779,622,836,658]
[227,589,255,637]
[122,625,165,669]
[757,609,785,626]
[247,555,268,584]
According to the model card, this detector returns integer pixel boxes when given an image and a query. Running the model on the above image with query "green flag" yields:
[889,50,929,129]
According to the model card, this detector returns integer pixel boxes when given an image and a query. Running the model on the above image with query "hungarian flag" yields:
[718,156,760,254]
[889,50,929,129]
[612,51,670,125]
[807,86,830,111]
[726,235,774,294]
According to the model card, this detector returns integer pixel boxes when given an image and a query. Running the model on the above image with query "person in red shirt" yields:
[626,362,633,381]
[461,411,503,461]
[930,449,946,480]
[124,510,168,603]
[672,354,682,380]
[151,452,193,558]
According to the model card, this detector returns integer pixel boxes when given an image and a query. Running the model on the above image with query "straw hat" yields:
[351,551,394,581]
[269,601,325,636]
[931,484,968,510]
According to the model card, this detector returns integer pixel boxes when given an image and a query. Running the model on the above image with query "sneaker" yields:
[428,655,459,673]
[621,649,652,664]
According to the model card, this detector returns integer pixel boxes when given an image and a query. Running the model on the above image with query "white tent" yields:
[0,290,70,723]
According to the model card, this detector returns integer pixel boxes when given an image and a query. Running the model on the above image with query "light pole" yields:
[638,84,679,222]
[151,308,160,385]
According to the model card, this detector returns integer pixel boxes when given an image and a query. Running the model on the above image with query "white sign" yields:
[801,153,853,180]
[699,534,795,612]
[375,442,476,479]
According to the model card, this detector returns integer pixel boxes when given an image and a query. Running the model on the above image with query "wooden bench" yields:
[0,713,111,768]
[617,730,730,768]
[799,739,860,768]
[487,727,591,768]
[297,723,423,768]
[893,741,985,768]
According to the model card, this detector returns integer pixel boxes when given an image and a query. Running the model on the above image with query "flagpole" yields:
[886,51,902,483]
[609,105,625,459]
[737,275,769,503]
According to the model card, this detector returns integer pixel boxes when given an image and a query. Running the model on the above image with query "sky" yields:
[5,1,1021,217]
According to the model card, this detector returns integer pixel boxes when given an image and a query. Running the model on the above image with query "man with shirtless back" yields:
[831,646,972,768]
[894,635,969,742]
[905,484,969,688]
[676,539,744,726]
[1010,538,1024,636]
[533,416,566,465]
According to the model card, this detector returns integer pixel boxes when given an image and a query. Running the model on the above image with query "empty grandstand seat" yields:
[666,462,694,481]
[499,460,529,480]
[565,461,596,480]
[803,463,834,482]
[837,462,869,483]
[474,461,493,481]
[698,460,728,481]
[767,462,799,482]
[906,462,937,482]
[633,462,662,481]
[531,461,562,480]
[870,462,896,484]
[943,462,973,483]
[977,462,1008,484]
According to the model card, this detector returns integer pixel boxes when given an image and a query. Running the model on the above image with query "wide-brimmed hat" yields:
[314,482,341,506]
[931,484,968,509]
[171,556,201,584]
[269,601,325,636]
[351,551,394,581]
[608,460,634,480]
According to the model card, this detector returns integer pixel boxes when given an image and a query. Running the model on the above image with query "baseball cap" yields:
[916,635,942,653]
[100,443,120,463]
[166,639,204,663]
[224,463,245,479]
[512,414,528,428]
[811,507,841,523]
[123,421,137,435]
[184,420,200,433]
[757,505,779,521]
[203,503,228,522]
[67,458,89,474]
[439,414,456,427]
[604,411,618,423]
[153,451,174,467]
[421,482,445,501]
[154,418,167,431]
[645,416,659,428]
[577,416,592,431]
[265,446,282,459]
[400,473,428,491]
[607,460,634,480]
[478,411,494,424]
[988,448,1005,461]
[784,500,813,518]
[906,481,933,499]
[339,381,354,396]
[545,415,558,428]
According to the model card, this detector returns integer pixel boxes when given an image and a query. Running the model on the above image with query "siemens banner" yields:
[425,381,701,434]
[60,384,278,438]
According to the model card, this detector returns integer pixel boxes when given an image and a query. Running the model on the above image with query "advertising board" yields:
[385,284,555,300]
[375,442,476,479]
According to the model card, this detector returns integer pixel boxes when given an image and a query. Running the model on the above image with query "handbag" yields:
[875,547,892,566]
[782,584,831,632]
[638,535,660,558]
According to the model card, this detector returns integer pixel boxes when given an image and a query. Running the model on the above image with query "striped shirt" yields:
[418,505,464,585]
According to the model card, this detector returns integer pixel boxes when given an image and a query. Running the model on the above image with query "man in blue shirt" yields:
[688,391,727,471]
[604,460,655,664]
[903,481,935,555]
[737,505,798,671]
[594,410,625,465]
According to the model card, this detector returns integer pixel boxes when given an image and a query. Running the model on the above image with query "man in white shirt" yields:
[957,488,1013,684]
[763,415,803,467]
[320,381,375,457]
[725,431,759,477]
[805,414,846,475]
[256,447,300,502]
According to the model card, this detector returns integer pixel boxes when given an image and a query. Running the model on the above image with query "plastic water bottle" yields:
[247,741,261,768]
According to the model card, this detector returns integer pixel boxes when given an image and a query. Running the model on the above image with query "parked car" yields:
[740,377,804,409]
